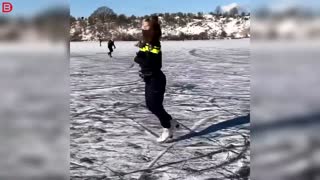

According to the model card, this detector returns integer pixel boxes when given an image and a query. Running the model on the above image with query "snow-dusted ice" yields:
[70,39,250,179]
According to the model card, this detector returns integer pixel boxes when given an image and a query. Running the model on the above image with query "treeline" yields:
[70,6,249,26]
[70,6,250,41]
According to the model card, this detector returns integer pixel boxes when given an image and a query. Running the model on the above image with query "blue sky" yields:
[6,0,320,18]
[69,0,251,17]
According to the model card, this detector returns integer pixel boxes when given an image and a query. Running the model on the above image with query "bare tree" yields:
[90,6,116,23]
[229,7,239,17]
[215,6,222,15]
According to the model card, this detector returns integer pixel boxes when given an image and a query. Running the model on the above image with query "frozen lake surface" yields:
[70,39,250,180]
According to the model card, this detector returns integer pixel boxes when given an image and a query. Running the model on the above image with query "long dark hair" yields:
[142,16,161,46]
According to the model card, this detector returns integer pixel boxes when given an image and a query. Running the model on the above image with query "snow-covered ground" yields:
[251,41,320,180]
[70,39,250,179]
[0,43,68,179]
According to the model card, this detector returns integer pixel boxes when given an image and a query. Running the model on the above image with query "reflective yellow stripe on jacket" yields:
[139,44,161,54]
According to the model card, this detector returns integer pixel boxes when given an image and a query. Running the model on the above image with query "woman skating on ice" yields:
[134,17,179,143]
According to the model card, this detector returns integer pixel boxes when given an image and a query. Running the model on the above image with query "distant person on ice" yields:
[134,16,179,143]
[135,40,143,47]
[98,35,103,47]
[107,39,116,57]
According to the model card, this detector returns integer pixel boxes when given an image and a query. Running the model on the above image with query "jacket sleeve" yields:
[134,51,147,65]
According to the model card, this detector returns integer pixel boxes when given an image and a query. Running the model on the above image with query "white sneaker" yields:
[157,128,173,143]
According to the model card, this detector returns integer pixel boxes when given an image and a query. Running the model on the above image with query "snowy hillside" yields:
[70,14,250,41]
[160,15,250,39]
